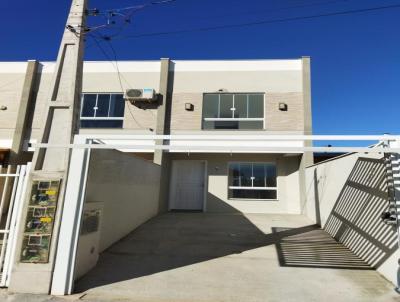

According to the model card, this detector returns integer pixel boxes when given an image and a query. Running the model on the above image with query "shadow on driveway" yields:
[75,212,371,293]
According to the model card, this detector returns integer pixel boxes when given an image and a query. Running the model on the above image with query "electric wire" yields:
[193,0,353,20]
[103,0,177,12]
[89,35,148,130]
[112,3,400,40]
[85,0,177,39]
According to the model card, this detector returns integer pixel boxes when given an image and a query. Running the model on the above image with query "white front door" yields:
[169,160,206,211]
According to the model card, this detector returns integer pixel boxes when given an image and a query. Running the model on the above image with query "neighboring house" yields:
[0,57,312,214]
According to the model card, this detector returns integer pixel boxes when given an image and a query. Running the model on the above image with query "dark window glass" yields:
[229,163,241,186]
[240,163,252,187]
[109,94,125,117]
[80,120,123,128]
[81,94,96,117]
[238,121,263,129]
[203,94,219,118]
[96,94,110,117]
[220,94,233,118]
[234,94,247,118]
[253,164,265,187]
[214,121,239,129]
[202,120,215,129]
[248,94,264,118]
[229,189,277,200]
[266,164,277,187]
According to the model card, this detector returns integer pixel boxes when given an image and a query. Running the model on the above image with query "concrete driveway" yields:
[71,213,398,302]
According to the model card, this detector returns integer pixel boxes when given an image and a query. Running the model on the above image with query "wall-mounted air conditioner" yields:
[124,88,157,103]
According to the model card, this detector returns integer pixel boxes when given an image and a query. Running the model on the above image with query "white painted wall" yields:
[169,153,302,214]
[304,152,399,285]
[0,59,305,144]
[0,68,26,141]
[83,149,161,252]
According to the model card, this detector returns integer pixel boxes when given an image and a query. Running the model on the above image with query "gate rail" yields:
[0,163,30,287]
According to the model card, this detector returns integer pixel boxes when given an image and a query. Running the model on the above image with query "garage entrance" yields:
[74,212,397,302]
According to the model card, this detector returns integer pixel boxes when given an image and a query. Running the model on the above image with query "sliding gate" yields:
[0,163,30,287]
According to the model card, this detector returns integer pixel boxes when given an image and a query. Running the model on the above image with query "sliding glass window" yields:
[228,162,277,200]
[202,93,264,130]
[80,93,125,128]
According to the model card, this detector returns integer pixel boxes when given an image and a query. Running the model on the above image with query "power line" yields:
[196,0,353,21]
[89,35,150,130]
[84,0,177,39]
[113,3,400,40]
[103,0,177,12]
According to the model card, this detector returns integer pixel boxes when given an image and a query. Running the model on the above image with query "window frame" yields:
[227,161,278,200]
[202,92,265,129]
[80,93,125,121]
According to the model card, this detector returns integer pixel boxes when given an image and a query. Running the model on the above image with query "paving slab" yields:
[0,213,398,301]
[71,213,399,302]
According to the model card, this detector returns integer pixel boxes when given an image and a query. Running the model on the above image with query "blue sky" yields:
[1,0,399,145]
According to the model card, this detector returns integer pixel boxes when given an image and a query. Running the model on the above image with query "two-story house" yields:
[0,57,312,215]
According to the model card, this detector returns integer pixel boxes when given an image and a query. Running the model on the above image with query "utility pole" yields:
[9,0,87,294]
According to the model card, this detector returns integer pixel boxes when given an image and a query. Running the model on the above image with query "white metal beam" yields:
[31,143,400,153]
[58,134,400,141]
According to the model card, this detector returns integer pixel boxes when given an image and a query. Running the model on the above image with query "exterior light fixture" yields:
[279,103,288,111]
[0,105,7,111]
[185,103,194,111]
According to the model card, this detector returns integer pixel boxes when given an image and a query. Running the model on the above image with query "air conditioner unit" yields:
[124,88,157,102]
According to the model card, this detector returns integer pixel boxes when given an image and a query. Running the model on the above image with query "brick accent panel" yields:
[265,92,304,131]
[171,93,203,130]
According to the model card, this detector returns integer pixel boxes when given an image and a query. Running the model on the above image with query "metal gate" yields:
[0,163,30,287]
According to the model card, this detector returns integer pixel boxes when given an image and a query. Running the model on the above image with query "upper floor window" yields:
[202,93,264,130]
[80,93,125,128]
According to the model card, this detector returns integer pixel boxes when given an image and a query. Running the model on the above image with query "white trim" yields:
[229,186,277,190]
[4,164,30,287]
[3,59,303,74]
[46,134,400,141]
[0,140,12,149]
[31,143,400,153]
[83,61,161,73]
[0,62,28,73]
[171,59,302,72]
[80,117,124,121]
[204,118,263,121]
[40,61,161,74]
[51,137,92,295]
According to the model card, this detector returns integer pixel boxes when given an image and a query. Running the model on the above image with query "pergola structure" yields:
[44,133,400,295]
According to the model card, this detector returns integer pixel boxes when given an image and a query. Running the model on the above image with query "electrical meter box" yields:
[75,201,103,279]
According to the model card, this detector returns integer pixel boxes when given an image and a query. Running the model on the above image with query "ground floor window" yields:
[228,162,277,200]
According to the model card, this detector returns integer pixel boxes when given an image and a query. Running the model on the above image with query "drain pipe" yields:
[382,137,400,293]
